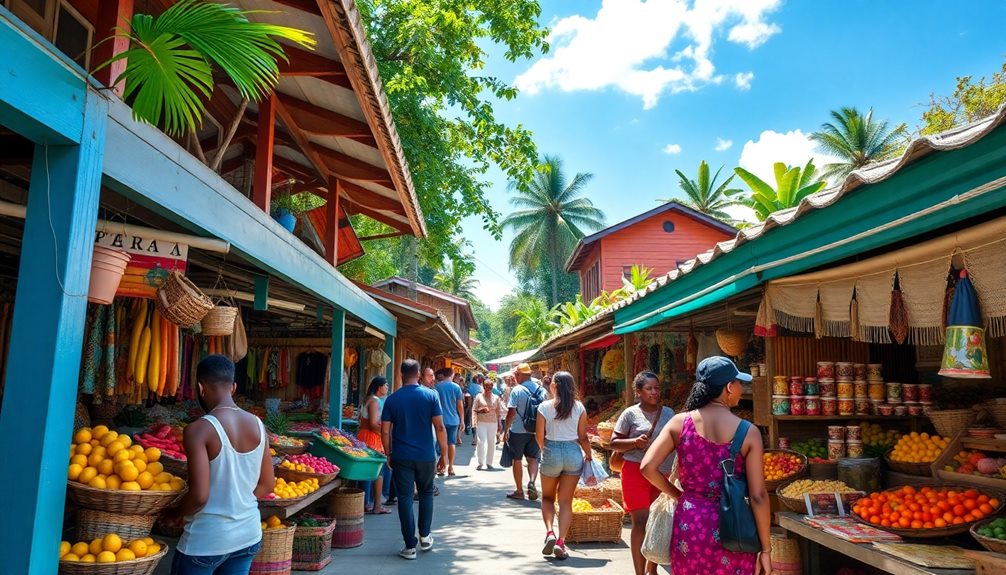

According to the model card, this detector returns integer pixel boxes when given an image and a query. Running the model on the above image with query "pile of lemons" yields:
[60,534,162,563]
[572,498,594,512]
[273,477,319,499]
[889,432,948,464]
[68,425,185,491]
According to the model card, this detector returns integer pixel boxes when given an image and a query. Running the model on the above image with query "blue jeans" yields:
[171,541,261,575]
[391,459,436,549]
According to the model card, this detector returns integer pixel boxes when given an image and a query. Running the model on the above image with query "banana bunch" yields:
[126,300,181,399]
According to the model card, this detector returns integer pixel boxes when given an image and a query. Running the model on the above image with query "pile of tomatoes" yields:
[851,485,1001,530]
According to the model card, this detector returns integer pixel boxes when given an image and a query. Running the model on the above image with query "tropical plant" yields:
[619,264,655,295]
[100,0,315,167]
[918,61,1006,135]
[433,259,479,301]
[502,156,605,306]
[659,161,742,221]
[554,295,599,329]
[810,107,903,181]
[512,297,558,351]
[732,160,827,220]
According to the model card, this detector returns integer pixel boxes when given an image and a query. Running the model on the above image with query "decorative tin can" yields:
[777,437,791,450]
[918,384,933,402]
[804,377,819,396]
[867,364,883,381]
[921,401,933,415]
[845,425,862,441]
[908,404,923,416]
[893,405,907,416]
[827,425,846,441]
[817,362,835,379]
[869,399,884,415]
[821,397,838,416]
[790,395,807,415]
[828,440,846,461]
[886,381,902,404]
[805,395,821,416]
[854,363,867,380]
[846,440,864,458]
[878,404,894,416]
[837,381,854,399]
[773,376,789,395]
[855,397,871,415]
[772,395,791,415]
[868,382,886,401]
[838,397,855,415]
[835,362,855,381]
[853,380,868,399]
[789,378,805,396]
[902,383,918,402]
[819,379,836,397]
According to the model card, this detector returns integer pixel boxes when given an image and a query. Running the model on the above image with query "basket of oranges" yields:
[762,449,808,490]
[884,432,948,476]
[59,533,167,575]
[850,485,1005,538]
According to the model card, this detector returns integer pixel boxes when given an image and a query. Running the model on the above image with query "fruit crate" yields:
[930,431,1006,491]
[309,434,385,481]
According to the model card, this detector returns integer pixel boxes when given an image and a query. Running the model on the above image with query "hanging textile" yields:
[754,290,777,337]
[897,257,951,345]
[368,348,391,370]
[889,276,909,345]
[633,340,648,375]
[102,300,118,397]
[80,305,106,396]
[600,347,623,380]
[963,241,1006,337]
[855,270,895,343]
[649,344,661,373]
[766,283,818,334]
[817,279,856,338]
[695,332,725,363]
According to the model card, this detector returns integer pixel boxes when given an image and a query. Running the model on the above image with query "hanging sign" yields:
[94,229,189,299]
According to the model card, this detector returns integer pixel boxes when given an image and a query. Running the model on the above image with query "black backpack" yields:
[519,384,545,431]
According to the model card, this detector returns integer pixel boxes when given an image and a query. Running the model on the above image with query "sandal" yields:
[527,482,539,501]
[506,490,525,500]
[374,507,393,515]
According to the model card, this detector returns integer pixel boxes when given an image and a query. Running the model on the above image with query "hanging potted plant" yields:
[270,190,301,233]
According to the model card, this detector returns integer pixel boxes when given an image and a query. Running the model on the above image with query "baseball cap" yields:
[515,363,532,375]
[696,356,752,387]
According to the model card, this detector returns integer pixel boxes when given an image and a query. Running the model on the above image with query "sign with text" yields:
[95,228,189,299]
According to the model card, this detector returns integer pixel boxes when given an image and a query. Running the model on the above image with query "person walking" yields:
[358,376,392,515]
[434,368,464,475]
[467,375,483,445]
[610,371,675,575]
[381,359,449,560]
[473,376,503,470]
[172,355,273,575]
[535,371,591,561]
[503,363,546,501]
[641,357,773,575]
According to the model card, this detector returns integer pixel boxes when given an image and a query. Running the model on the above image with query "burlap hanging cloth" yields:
[897,256,951,345]
[767,283,818,334]
[962,239,1006,338]
[754,290,777,337]
[855,270,895,343]
[817,279,857,338]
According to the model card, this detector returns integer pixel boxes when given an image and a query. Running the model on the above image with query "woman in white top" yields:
[473,376,504,470]
[535,371,592,561]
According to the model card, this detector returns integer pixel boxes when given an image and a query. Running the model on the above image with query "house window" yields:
[622,265,634,279]
[662,220,675,233]
[584,261,600,302]
[5,0,92,68]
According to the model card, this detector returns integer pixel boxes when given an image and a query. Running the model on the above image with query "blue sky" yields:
[460,0,1006,308]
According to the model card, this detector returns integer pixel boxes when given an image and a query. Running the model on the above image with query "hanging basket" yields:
[201,305,238,336]
[155,271,213,328]
[715,329,749,357]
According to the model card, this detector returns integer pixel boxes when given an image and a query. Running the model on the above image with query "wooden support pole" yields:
[253,91,276,212]
[92,0,134,94]
[385,335,396,386]
[325,177,341,265]
[328,308,346,429]
[254,275,269,311]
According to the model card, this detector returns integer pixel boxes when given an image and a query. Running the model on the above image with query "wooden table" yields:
[778,513,975,575]
[258,478,341,520]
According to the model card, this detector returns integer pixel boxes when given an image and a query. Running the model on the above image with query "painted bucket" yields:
[87,245,131,304]
[330,516,364,549]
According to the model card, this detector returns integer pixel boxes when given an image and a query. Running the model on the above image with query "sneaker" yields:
[527,481,539,501]
[399,548,417,560]
[553,543,568,560]
[420,534,434,551]
[477,464,485,471]
[542,532,557,555]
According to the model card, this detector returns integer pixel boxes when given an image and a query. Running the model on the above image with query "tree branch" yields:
[188,131,208,165]
[210,97,250,173]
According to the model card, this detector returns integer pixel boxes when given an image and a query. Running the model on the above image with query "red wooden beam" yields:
[253,92,276,212]
[339,180,406,211]
[278,46,351,92]
[311,144,393,184]
[272,155,324,183]
[325,177,341,265]
[358,231,405,241]
[276,93,376,145]
[92,0,134,94]
[272,0,321,16]
[341,196,410,232]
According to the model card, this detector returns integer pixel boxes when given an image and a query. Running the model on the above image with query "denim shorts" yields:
[445,424,459,444]
[540,440,583,478]
[171,541,261,575]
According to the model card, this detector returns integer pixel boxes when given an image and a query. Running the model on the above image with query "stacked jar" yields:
[818,362,837,416]
[789,377,806,415]
[772,375,789,415]
[918,383,933,414]
[835,362,855,416]
[804,377,821,415]
[826,425,865,460]
[853,364,870,415]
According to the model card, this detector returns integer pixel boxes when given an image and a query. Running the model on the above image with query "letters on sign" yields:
[94,230,189,299]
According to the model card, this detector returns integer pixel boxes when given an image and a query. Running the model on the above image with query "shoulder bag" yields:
[718,418,760,553]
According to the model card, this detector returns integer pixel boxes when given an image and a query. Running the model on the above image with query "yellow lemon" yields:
[130,444,145,455]
[78,467,98,484]
[93,446,107,458]
[147,462,164,476]
[154,472,173,484]
[266,515,282,528]
[146,543,161,556]
[113,450,131,464]
[106,475,122,490]
[87,453,104,468]
[118,435,132,448]
[74,429,92,444]
[76,443,92,456]
[128,540,148,558]
[151,483,169,491]
[68,463,83,481]
[87,476,107,489]
[99,431,119,447]
[71,542,89,557]
[117,462,139,482]
[133,459,147,473]
[89,539,104,556]
[144,447,161,463]
[61,553,80,562]
[137,471,154,490]
[121,481,141,491]
[106,441,125,458]
[102,534,122,553]
[115,549,135,561]
[142,537,154,546]
[60,541,71,558]
[169,477,185,491]
[80,554,95,563]
[70,454,87,467]
[96,551,116,563]
[261,522,268,530]
[92,425,109,439]
[90,439,100,447]
[97,459,115,476]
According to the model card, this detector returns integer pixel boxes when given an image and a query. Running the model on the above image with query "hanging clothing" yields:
[296,351,329,399]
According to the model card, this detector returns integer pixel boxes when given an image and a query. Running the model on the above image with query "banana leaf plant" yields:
[731,160,826,220]
[96,0,315,170]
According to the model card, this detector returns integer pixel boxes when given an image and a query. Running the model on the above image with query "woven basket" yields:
[763,449,808,490]
[775,484,810,515]
[291,518,336,571]
[66,481,186,515]
[565,498,624,544]
[76,509,155,541]
[574,483,623,505]
[271,443,308,456]
[275,466,338,487]
[596,423,614,443]
[928,408,976,439]
[159,454,187,477]
[58,539,168,575]
[987,400,1006,429]
[258,494,307,509]
[201,305,238,336]
[327,487,364,518]
[771,531,801,565]
[155,271,213,328]
[971,519,1006,554]
[883,451,934,477]
[715,329,749,357]
[251,524,296,575]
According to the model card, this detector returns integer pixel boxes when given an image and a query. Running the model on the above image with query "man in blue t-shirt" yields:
[433,367,464,475]
[382,359,448,560]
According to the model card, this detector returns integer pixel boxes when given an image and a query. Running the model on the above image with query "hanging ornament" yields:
[939,270,990,378]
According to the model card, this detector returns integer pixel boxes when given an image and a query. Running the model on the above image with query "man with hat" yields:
[502,363,546,500]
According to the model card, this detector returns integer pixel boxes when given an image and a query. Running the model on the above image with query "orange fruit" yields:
[115,549,135,561]
[128,540,148,558]
[96,551,116,563]
[101,534,122,553]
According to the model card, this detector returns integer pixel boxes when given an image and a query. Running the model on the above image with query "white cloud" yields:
[714,138,733,152]
[737,129,840,185]
[473,278,514,310]
[663,143,683,155]
[515,0,782,109]
[734,71,754,91]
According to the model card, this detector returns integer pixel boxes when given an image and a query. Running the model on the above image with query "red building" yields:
[566,201,736,302]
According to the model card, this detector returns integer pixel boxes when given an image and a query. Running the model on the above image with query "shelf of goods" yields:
[258,479,342,520]
[930,434,1006,491]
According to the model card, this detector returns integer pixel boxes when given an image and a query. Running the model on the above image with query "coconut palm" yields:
[658,161,742,221]
[512,297,558,351]
[810,107,902,181]
[102,0,314,144]
[502,156,605,306]
[733,160,826,220]
[433,259,479,300]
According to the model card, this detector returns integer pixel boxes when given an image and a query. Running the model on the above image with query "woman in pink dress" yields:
[642,357,774,575]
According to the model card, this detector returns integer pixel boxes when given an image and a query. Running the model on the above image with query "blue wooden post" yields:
[254,275,269,311]
[328,308,345,429]
[0,90,106,575]
[384,335,395,385]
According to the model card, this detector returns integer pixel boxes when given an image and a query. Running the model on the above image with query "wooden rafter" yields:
[339,181,406,211]
[278,46,352,91]
[271,0,320,16]
[310,144,392,183]
[276,93,376,146]
[341,196,410,232]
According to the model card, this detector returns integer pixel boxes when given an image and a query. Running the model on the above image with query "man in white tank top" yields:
[171,355,274,575]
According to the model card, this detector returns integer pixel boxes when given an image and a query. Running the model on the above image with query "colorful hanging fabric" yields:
[648,344,661,373]
[633,340,648,375]
[80,305,106,395]
[102,300,117,397]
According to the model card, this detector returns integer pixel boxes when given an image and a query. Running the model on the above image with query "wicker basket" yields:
[159,454,187,477]
[258,494,308,509]
[883,450,934,477]
[66,481,187,515]
[275,466,339,487]
[251,524,296,575]
[574,483,623,505]
[763,449,808,490]
[58,539,168,575]
[291,517,336,571]
[271,443,308,456]
[970,518,1006,554]
[771,531,801,565]
[775,484,810,514]
[76,509,155,541]
[201,305,238,336]
[155,271,213,328]
[327,487,364,518]
[986,400,1006,429]
[596,422,614,443]
[715,329,749,357]
[928,408,976,439]
[565,498,624,544]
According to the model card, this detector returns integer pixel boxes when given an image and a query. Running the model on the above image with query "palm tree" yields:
[502,156,605,306]
[432,259,479,300]
[733,160,826,220]
[810,107,902,181]
[659,161,742,221]
[512,297,558,351]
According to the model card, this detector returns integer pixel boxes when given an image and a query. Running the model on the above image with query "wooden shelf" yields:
[259,478,341,519]
[960,436,1006,451]
[774,415,921,421]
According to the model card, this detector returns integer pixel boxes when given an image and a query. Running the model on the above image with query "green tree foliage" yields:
[470,300,510,362]
[432,258,479,300]
[919,61,1006,135]
[512,296,558,351]
[516,264,580,308]
[810,107,903,181]
[356,0,549,269]
[732,161,827,220]
[660,161,742,221]
[502,155,605,306]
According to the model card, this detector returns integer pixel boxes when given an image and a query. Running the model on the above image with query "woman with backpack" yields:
[641,357,773,575]
[534,371,592,560]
